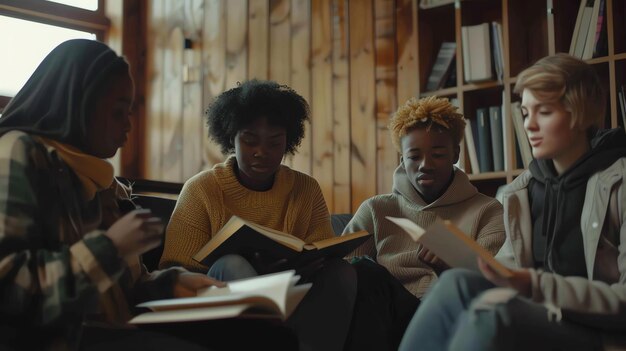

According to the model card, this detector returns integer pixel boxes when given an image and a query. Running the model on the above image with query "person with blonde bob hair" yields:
[399,53,626,351]
[341,96,505,351]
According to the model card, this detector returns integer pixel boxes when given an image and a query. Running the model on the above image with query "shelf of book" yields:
[416,0,624,198]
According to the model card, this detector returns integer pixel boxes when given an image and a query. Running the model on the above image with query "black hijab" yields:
[0,39,129,150]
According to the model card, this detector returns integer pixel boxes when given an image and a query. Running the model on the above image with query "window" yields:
[46,0,98,11]
[0,0,109,111]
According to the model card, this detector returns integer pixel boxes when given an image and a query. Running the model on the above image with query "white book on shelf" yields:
[582,0,601,59]
[491,22,504,82]
[619,89,626,133]
[510,101,533,168]
[462,26,472,83]
[501,92,511,171]
[462,23,493,82]
[464,118,480,174]
[569,0,587,55]
[574,0,594,58]
[450,98,466,171]
[419,0,456,9]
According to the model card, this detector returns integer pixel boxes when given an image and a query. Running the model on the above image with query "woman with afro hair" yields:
[341,96,505,351]
[159,79,356,351]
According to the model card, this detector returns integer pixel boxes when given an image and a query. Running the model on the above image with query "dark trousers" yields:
[345,258,420,351]
[82,319,298,351]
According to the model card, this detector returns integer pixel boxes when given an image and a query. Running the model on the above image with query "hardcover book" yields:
[192,215,371,268]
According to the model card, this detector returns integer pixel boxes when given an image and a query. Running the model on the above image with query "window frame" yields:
[0,0,110,112]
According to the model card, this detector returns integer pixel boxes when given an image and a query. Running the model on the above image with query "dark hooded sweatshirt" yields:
[528,128,626,276]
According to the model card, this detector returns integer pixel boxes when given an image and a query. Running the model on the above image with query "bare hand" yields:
[105,209,164,258]
[478,258,531,297]
[418,247,450,275]
[173,272,226,298]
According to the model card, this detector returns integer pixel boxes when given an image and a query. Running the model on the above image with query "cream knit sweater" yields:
[343,164,505,298]
[159,156,335,272]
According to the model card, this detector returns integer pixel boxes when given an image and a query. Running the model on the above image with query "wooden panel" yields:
[248,0,269,79]
[349,0,377,211]
[331,0,351,213]
[181,0,205,181]
[269,0,291,84]
[161,1,185,182]
[146,0,165,180]
[226,0,248,88]
[289,0,312,174]
[395,0,419,104]
[311,0,335,209]
[375,0,398,195]
[202,0,227,169]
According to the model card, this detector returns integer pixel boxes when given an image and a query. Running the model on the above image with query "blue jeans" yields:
[399,269,603,351]
[208,254,357,351]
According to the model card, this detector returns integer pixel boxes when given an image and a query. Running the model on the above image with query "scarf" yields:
[38,137,114,201]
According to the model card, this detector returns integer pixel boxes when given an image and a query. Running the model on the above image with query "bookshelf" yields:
[417,0,626,196]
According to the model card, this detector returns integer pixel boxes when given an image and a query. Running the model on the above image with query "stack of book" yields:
[569,0,607,60]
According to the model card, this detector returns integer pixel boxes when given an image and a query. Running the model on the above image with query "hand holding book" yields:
[478,258,531,297]
[386,216,512,278]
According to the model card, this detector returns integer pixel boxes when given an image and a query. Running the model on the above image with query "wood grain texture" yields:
[375,0,399,195]
[349,0,377,211]
[146,0,165,180]
[331,0,351,213]
[311,0,335,209]
[226,0,248,88]
[289,0,313,174]
[248,0,269,80]
[201,0,227,170]
[161,1,185,181]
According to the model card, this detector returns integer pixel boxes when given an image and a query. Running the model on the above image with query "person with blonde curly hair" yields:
[341,96,505,351]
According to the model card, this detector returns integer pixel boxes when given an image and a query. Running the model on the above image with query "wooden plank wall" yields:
[145,0,419,213]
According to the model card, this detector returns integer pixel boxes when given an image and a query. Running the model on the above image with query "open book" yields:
[129,270,310,324]
[193,215,371,268]
[386,216,512,278]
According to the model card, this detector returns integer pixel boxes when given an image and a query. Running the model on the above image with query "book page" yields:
[307,230,370,250]
[386,217,512,278]
[384,217,426,241]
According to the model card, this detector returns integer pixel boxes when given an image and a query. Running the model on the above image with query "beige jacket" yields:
[497,158,626,348]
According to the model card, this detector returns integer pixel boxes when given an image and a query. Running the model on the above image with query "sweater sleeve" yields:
[474,199,506,256]
[301,177,335,243]
[159,176,213,273]
[342,200,377,259]
[0,133,125,327]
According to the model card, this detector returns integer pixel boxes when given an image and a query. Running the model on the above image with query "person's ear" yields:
[453,145,460,164]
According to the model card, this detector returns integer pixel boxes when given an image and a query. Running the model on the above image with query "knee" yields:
[208,254,257,281]
[315,258,357,296]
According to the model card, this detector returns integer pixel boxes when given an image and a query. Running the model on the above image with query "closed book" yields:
[510,101,533,168]
[476,107,494,172]
[489,105,504,171]
[426,42,457,91]
[464,118,480,174]
[192,215,371,268]
[462,23,493,82]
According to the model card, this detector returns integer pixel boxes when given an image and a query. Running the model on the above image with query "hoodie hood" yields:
[528,128,626,275]
[392,163,478,209]
[529,128,626,188]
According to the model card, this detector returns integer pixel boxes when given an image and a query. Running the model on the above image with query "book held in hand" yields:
[385,216,512,277]
[192,215,371,268]
[129,270,310,324]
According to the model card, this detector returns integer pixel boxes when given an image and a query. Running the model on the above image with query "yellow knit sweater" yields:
[159,156,335,272]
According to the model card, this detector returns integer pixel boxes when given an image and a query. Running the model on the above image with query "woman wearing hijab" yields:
[0,39,241,350]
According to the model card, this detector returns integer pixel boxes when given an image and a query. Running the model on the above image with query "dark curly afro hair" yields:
[205,79,310,155]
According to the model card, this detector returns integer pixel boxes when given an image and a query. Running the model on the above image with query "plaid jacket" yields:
[0,131,179,350]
